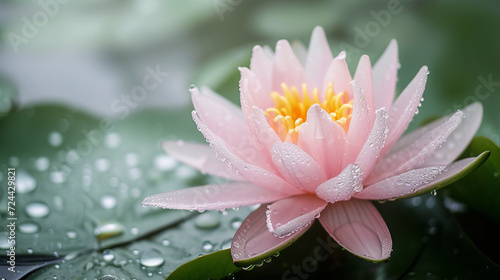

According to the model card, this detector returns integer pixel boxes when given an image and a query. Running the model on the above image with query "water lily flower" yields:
[143,27,488,264]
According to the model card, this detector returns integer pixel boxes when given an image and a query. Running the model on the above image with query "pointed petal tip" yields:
[312,25,326,34]
[188,85,199,94]
[335,51,347,60]
[276,39,291,50]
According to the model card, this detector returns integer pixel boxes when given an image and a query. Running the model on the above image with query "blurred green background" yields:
[0,0,499,279]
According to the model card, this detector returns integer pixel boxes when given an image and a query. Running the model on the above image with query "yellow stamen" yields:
[264,83,353,143]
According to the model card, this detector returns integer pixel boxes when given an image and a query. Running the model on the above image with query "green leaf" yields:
[167,249,241,280]
[447,136,500,223]
[0,105,255,279]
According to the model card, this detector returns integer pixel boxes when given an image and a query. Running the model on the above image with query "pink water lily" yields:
[143,27,488,263]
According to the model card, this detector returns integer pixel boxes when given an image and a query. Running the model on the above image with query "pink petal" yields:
[315,164,363,203]
[298,105,347,178]
[271,40,309,91]
[142,182,289,212]
[355,166,446,200]
[291,40,308,66]
[191,86,251,152]
[239,67,274,117]
[417,102,483,167]
[382,66,429,155]
[354,55,375,118]
[250,45,273,95]
[266,195,327,237]
[271,142,327,192]
[319,199,392,261]
[231,204,311,265]
[246,107,282,173]
[162,141,246,181]
[354,108,389,179]
[192,111,303,195]
[305,26,333,89]
[323,51,354,100]
[372,39,399,110]
[367,110,463,185]
[355,153,488,200]
[342,80,371,169]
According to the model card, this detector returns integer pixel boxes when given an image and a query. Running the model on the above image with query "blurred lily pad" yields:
[446,136,500,223]
[0,105,254,278]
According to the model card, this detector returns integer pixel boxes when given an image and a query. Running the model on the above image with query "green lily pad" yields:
[0,105,254,278]
[166,249,241,280]
[447,136,500,223]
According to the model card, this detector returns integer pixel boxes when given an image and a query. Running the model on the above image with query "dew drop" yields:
[494,172,498,178]
[154,154,177,171]
[19,222,40,234]
[202,241,214,252]
[99,276,119,280]
[104,133,121,149]
[125,153,139,167]
[140,248,165,267]
[35,157,50,171]
[0,233,11,249]
[94,222,124,239]
[129,168,142,180]
[48,132,63,147]
[431,189,437,196]
[17,171,37,193]
[242,265,255,271]
[130,227,140,235]
[195,212,220,229]
[161,239,170,246]
[27,248,34,254]
[426,197,436,209]
[411,197,421,207]
[50,171,66,184]
[101,195,117,209]
[102,249,115,262]
[95,158,110,172]
[230,218,242,230]
[66,231,78,239]
[25,202,50,218]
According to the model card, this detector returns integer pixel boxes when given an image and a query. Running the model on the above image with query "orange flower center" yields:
[264,83,353,143]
